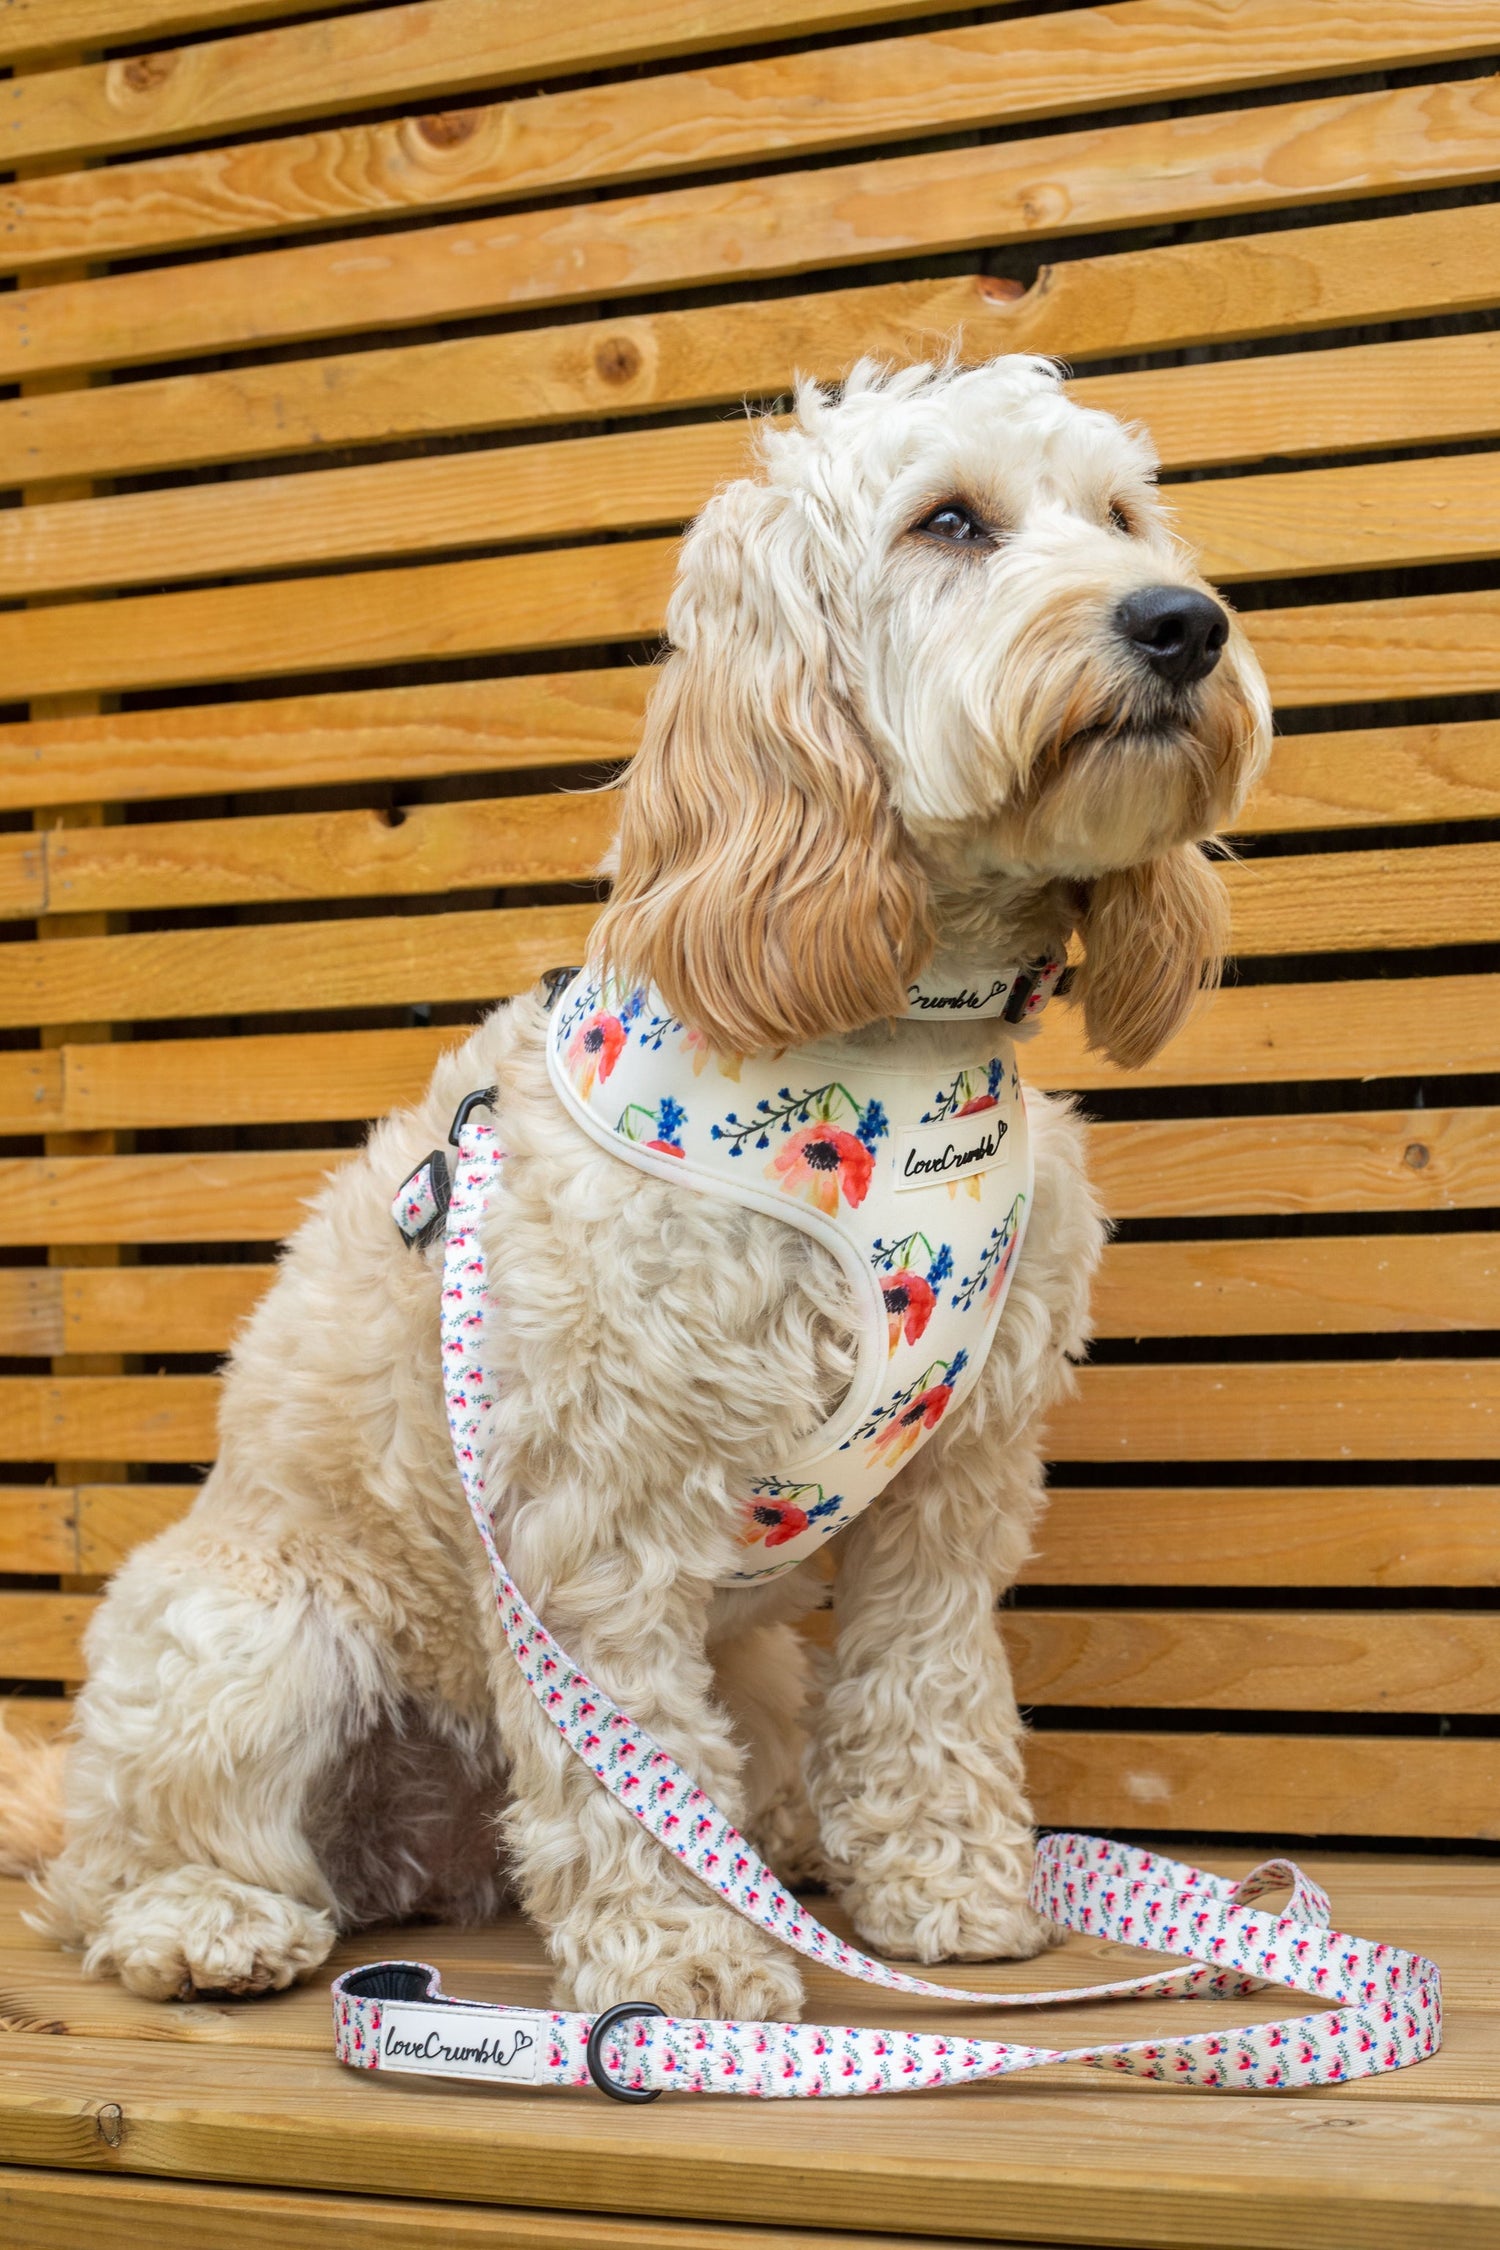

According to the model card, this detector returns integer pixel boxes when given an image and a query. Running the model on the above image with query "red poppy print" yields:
[882,1268,936,1352]
[769,1123,873,1215]
[870,1377,953,1464]
[956,1091,998,1115]
[740,1496,811,1548]
[566,1010,625,1095]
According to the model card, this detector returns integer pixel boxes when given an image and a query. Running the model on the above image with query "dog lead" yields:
[336,1059,1441,2100]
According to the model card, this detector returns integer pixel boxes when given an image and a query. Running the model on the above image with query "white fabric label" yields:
[903,973,1014,1018]
[893,1110,1011,1192]
[380,2003,543,2082]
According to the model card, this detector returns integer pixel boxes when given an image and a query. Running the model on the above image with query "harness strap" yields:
[338,1101,1441,2099]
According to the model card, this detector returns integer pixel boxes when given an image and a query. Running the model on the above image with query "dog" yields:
[6,358,1269,2020]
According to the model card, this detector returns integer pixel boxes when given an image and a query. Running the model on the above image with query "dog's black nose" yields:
[1115,585,1228,686]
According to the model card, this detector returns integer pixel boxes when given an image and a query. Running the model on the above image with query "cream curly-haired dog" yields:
[8,359,1269,2018]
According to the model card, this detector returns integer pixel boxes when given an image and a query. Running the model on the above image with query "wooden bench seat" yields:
[0,1858,1497,2247]
[1,0,1497,2239]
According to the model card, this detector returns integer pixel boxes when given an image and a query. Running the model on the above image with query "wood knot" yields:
[1403,1141,1431,1171]
[120,52,174,93]
[594,336,642,387]
[416,109,478,149]
[95,2102,124,2148]
[976,276,1026,306]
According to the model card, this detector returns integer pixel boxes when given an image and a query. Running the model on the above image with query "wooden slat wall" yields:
[1,0,1497,1848]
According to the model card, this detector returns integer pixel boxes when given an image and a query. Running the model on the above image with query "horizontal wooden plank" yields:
[0,0,970,168]
[0,1265,270,1353]
[6,803,1494,943]
[3,979,1497,1139]
[0,533,1495,710]
[1007,1609,1500,1715]
[1253,589,1500,709]
[0,1376,219,1463]
[1032,972,1500,1093]
[1171,450,1500,587]
[1225,841,1500,958]
[4,74,1498,385]
[1027,1487,1500,1589]
[0,672,647,818]
[72,1226,1425,1349]
[12,1480,1492,1590]
[0,1485,73,1573]
[1237,720,1500,835]
[0,1592,94,1682]
[1047,1361,1500,1462]
[9,200,1500,491]
[3,2027,1499,2239]
[0,1155,337,1246]
[0,2167,978,2250]
[76,1482,196,1575]
[0,2,370,67]
[3,1360,1490,1469]
[1096,1235,1500,1338]
[0,539,680,703]
[0,1026,451,1135]
[18,1592,1500,1709]
[4,1233,1495,1360]
[8,394,1500,607]
[10,1,1497,269]
[0,1703,69,1761]
[1090,1108,1500,1219]
[3,792,619,917]
[0,902,597,1030]
[1028,1728,1500,1843]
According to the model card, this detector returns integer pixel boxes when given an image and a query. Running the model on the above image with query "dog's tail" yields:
[0,1716,66,1875]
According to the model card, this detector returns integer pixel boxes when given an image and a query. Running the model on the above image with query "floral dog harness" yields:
[544,960,1060,1582]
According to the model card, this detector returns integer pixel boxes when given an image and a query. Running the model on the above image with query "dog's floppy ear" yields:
[593,477,931,1055]
[1073,842,1230,1070]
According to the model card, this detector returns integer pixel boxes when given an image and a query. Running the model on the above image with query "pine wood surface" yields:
[0,1862,1496,2247]
[5,404,1500,607]
[6,794,1495,941]
[6,2,1496,270]
[3,73,1497,385]
[0,1358,1489,1474]
[0,0,972,168]
[19,1588,1500,1708]
[2,1233,1494,1362]
[7,200,1498,490]
[0,559,1493,711]
[12,1479,1497,1589]
[1,1104,1490,1247]
[3,971,1497,1138]
[0,2167,1004,2250]
[0,1,372,64]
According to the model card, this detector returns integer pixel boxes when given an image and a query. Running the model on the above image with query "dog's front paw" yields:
[86,1867,335,2000]
[558,1903,804,2024]
[846,1872,1057,1966]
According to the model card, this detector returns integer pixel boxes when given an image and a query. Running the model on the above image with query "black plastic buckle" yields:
[447,1085,497,1148]
[1001,970,1037,1026]
[585,2001,666,2102]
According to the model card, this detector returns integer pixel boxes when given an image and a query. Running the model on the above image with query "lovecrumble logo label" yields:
[380,2004,541,2082]
[893,1111,1010,1192]
[906,976,1009,1015]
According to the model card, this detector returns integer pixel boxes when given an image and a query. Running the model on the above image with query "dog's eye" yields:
[916,502,994,547]
[1108,500,1136,536]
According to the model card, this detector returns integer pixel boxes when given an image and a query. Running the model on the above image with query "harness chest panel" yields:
[545,968,1040,1582]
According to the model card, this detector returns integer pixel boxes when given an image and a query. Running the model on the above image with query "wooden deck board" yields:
[0,1862,1495,2248]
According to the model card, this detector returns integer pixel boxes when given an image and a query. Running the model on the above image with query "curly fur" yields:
[14,358,1268,2017]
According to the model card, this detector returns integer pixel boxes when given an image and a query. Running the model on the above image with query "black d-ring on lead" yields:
[585,2000,667,2102]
